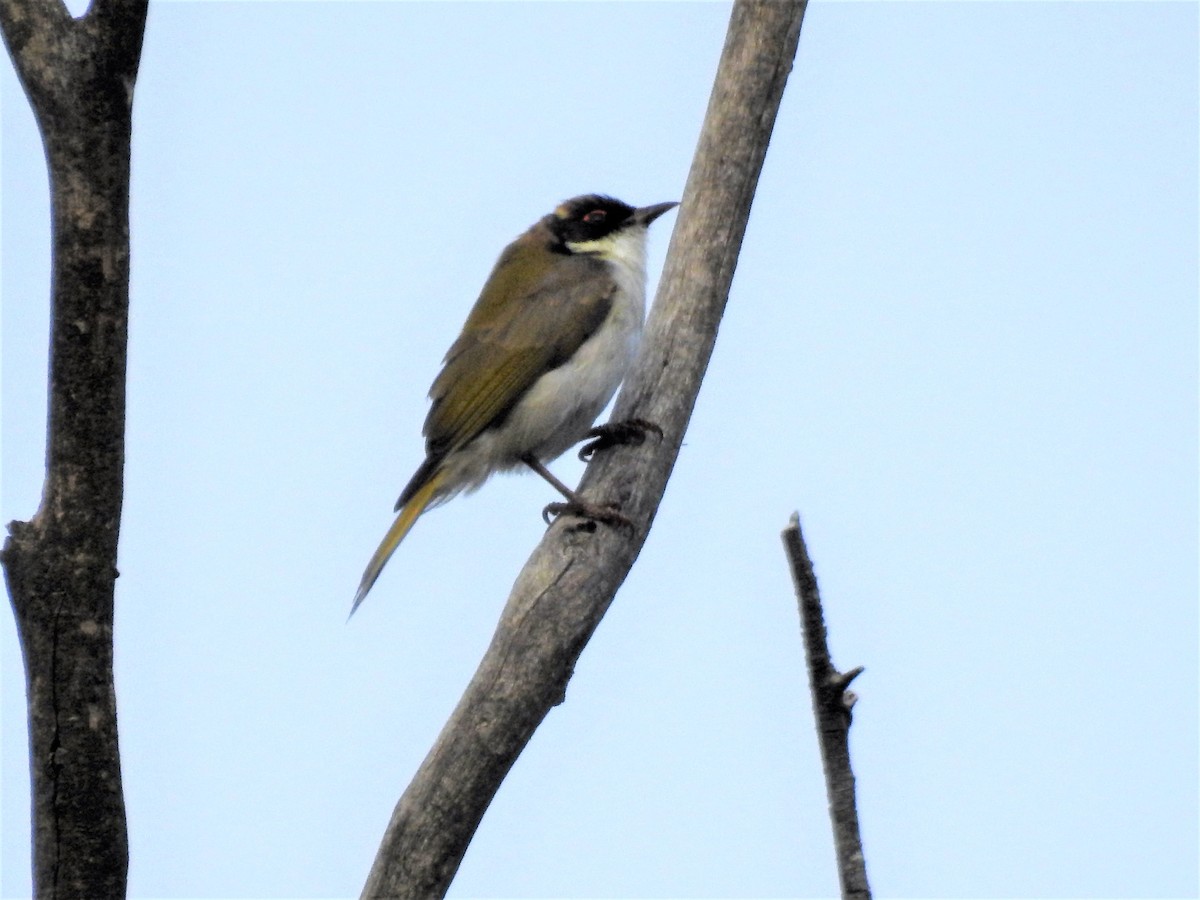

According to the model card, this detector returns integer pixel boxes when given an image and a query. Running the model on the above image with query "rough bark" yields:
[1,0,148,896]
[782,513,871,900]
[361,1,808,896]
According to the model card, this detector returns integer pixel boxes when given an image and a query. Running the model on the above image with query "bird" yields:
[350,194,678,615]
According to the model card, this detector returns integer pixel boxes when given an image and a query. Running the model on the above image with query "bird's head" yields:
[545,194,678,258]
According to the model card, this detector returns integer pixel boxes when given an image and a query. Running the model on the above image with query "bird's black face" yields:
[546,195,637,248]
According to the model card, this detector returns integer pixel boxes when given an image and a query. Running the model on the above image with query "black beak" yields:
[632,201,679,226]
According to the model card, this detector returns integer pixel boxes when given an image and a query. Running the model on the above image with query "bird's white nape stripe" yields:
[565,227,648,267]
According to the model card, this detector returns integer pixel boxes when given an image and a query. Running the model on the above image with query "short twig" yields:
[782,512,871,900]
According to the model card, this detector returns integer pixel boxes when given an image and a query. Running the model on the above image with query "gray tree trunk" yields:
[1,0,148,896]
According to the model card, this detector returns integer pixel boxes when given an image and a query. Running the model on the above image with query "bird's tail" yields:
[349,468,447,617]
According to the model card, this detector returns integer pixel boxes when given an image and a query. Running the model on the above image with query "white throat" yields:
[566,225,650,286]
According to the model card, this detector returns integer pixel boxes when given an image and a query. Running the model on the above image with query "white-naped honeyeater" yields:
[351,194,677,615]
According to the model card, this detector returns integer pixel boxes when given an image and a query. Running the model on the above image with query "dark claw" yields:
[542,500,633,532]
[577,418,664,461]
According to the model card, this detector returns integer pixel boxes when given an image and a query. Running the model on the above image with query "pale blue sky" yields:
[3,3,1197,898]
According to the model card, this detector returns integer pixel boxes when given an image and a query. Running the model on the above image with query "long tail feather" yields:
[349,469,446,617]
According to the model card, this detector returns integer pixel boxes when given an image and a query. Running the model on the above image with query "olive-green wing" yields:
[423,241,614,458]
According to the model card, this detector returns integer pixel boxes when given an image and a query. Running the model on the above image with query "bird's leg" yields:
[520,454,633,530]
[577,418,664,462]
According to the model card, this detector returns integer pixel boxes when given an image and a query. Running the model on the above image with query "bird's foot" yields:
[577,418,664,462]
[542,499,634,532]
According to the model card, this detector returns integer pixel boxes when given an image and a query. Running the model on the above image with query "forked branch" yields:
[1,0,148,896]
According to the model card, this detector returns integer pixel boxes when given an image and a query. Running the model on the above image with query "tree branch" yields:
[782,513,871,900]
[361,1,808,896]
[1,0,148,895]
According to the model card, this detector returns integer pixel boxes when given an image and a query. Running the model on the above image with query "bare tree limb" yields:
[782,513,871,900]
[1,0,148,895]
[361,1,808,896]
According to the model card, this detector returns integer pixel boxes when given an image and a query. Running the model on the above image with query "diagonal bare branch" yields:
[362,2,809,896]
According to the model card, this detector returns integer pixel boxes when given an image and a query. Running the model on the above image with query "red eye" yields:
[583,209,607,224]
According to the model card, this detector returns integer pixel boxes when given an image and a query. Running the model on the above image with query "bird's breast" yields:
[493,249,647,464]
